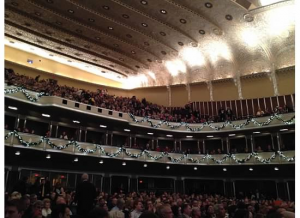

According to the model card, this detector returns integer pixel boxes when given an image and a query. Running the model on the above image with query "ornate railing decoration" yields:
[5,131,295,165]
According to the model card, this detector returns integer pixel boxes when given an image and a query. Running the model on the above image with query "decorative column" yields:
[234,76,243,99]
[250,135,254,152]
[167,85,172,106]
[186,83,191,102]
[111,133,113,146]
[275,181,279,199]
[232,181,236,197]
[277,133,281,150]
[207,81,214,101]
[269,63,279,96]
[286,182,290,201]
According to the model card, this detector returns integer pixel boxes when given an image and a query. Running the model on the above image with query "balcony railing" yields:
[5,130,295,166]
[5,86,295,133]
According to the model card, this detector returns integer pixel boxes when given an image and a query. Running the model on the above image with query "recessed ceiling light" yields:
[122,162,126,166]
[131,50,136,54]
[141,0,148,5]
[27,59,33,64]
[147,133,153,135]
[160,9,167,14]
[249,168,253,171]
[141,23,148,27]
[100,125,107,128]
[274,167,279,171]
[73,120,80,124]
[8,106,18,110]
[103,6,110,10]
[99,160,104,164]
[124,129,130,132]
[253,132,260,134]
[68,9,74,13]
[144,164,147,167]
[108,26,114,30]
[15,151,20,156]
[194,167,198,170]
[166,135,173,137]
[46,154,51,159]
[95,37,101,40]
[223,168,227,171]
[207,135,214,138]
[280,129,288,131]
[9,41,15,44]
[42,114,50,117]
[186,136,193,138]
[74,158,78,162]
[166,165,170,169]
[229,134,236,136]
[88,18,95,22]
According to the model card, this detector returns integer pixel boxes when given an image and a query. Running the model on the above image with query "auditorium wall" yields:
[241,75,274,99]
[277,70,295,96]
[212,80,239,101]
[171,85,189,107]
[190,83,210,102]
[128,86,169,106]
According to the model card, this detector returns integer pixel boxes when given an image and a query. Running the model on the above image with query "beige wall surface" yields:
[129,87,168,106]
[212,80,238,101]
[241,75,274,99]
[277,70,295,95]
[190,83,210,102]
[171,85,188,107]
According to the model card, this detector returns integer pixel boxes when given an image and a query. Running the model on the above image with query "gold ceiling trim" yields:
[26,0,159,60]
[66,0,178,54]
[109,0,197,48]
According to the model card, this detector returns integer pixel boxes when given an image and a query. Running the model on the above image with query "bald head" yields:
[82,173,89,181]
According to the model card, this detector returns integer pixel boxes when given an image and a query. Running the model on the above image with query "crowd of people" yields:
[6,174,295,218]
[5,68,293,124]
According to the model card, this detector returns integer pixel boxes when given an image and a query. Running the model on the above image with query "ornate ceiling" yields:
[4,0,295,89]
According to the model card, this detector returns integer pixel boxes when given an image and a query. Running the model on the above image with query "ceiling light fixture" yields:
[144,164,148,167]
[46,154,51,159]
[42,114,50,117]
[249,168,253,171]
[8,106,18,110]
[186,136,193,138]
[274,167,279,171]
[280,129,288,131]
[166,165,170,169]
[15,151,21,156]
[147,133,154,135]
[100,125,107,128]
[165,59,186,76]
[229,134,236,136]
[99,160,104,164]
[166,135,173,137]
[194,167,198,170]
[253,132,260,134]
[73,120,80,124]
[124,129,131,132]
[74,158,78,162]
[223,168,227,171]
[207,135,214,138]
[122,162,126,166]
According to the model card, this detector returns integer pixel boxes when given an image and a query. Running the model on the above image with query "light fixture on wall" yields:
[8,106,18,110]
[15,151,21,155]
[74,157,78,162]
[99,160,104,164]
[46,154,51,159]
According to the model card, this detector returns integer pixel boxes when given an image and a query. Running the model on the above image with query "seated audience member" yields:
[157,204,174,218]
[265,144,275,152]
[42,198,52,217]
[256,107,265,117]
[32,200,43,218]
[5,199,25,218]
[140,211,158,218]
[51,204,71,218]
[156,145,161,152]
[131,200,143,218]
[226,107,233,121]
[60,131,68,140]
[205,205,215,218]
[216,148,223,155]
[109,199,125,218]
[88,208,110,218]
[191,207,201,218]
[214,204,227,218]
[256,146,263,153]
[181,204,192,218]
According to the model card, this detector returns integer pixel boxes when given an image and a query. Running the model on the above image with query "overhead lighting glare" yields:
[229,134,236,136]
[253,132,260,134]
[27,59,33,64]
[207,135,214,138]
[194,167,198,170]
[122,162,126,166]
[166,165,170,170]
[73,120,80,124]
[46,154,51,159]
[147,133,154,135]
[249,168,253,171]
[74,158,78,162]
[165,59,186,76]
[280,129,288,131]
[99,160,104,164]
[100,125,107,128]
[180,47,205,67]
[274,167,279,171]
[186,136,193,138]
[144,164,148,167]
[147,71,156,80]
[124,129,131,132]
[223,168,227,171]
[8,106,18,110]
[166,135,173,137]
[15,151,21,156]
[42,114,50,117]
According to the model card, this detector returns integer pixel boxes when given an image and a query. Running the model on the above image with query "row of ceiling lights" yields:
[7,106,290,134]
[13,151,280,171]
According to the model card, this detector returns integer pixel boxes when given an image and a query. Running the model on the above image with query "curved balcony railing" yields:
[5,86,295,133]
[5,130,295,166]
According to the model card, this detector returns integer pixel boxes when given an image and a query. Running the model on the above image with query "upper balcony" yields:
[4,85,295,133]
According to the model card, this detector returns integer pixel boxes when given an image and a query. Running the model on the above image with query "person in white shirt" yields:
[42,198,52,217]
[60,132,68,140]
[130,200,143,218]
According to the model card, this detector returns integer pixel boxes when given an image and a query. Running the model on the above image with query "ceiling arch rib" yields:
[66,0,178,56]
[26,0,159,64]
